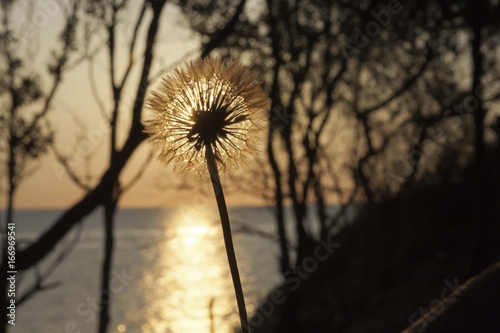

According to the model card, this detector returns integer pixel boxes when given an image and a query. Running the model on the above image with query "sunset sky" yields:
[1,1,267,209]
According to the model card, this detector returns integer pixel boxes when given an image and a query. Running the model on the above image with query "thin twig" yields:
[122,152,153,193]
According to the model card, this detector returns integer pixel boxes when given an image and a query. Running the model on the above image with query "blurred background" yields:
[1,0,499,332]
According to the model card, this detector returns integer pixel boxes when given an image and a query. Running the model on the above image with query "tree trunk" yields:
[468,1,499,274]
[0,197,14,333]
[266,0,291,276]
[97,197,118,333]
[1,143,16,333]
[267,130,290,275]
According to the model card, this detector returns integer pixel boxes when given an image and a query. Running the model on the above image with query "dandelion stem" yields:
[206,145,249,333]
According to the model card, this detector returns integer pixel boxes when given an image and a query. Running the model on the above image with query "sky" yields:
[1,0,267,209]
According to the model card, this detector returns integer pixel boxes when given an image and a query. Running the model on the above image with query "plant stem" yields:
[206,146,249,333]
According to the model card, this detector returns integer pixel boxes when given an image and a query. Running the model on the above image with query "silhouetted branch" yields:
[201,0,247,57]
[52,146,91,191]
[361,46,433,116]
[119,0,147,89]
[122,152,153,193]
[17,222,82,307]
[23,1,80,138]
[88,56,109,120]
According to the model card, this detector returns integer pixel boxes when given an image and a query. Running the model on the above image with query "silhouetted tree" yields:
[0,1,79,331]
[177,1,500,298]
[165,1,500,332]
[177,0,456,266]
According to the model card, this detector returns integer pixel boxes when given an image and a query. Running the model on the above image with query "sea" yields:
[8,206,291,333]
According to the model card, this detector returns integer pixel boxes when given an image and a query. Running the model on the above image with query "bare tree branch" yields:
[122,152,153,193]
[361,46,433,116]
[201,0,247,57]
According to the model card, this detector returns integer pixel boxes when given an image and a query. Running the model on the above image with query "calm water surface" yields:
[12,206,284,333]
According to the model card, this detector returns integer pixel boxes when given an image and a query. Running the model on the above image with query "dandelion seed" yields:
[145,58,269,175]
[144,58,270,333]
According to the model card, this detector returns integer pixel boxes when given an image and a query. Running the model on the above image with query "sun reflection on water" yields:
[135,208,244,333]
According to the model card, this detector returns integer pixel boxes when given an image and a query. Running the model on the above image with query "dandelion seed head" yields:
[144,58,270,176]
